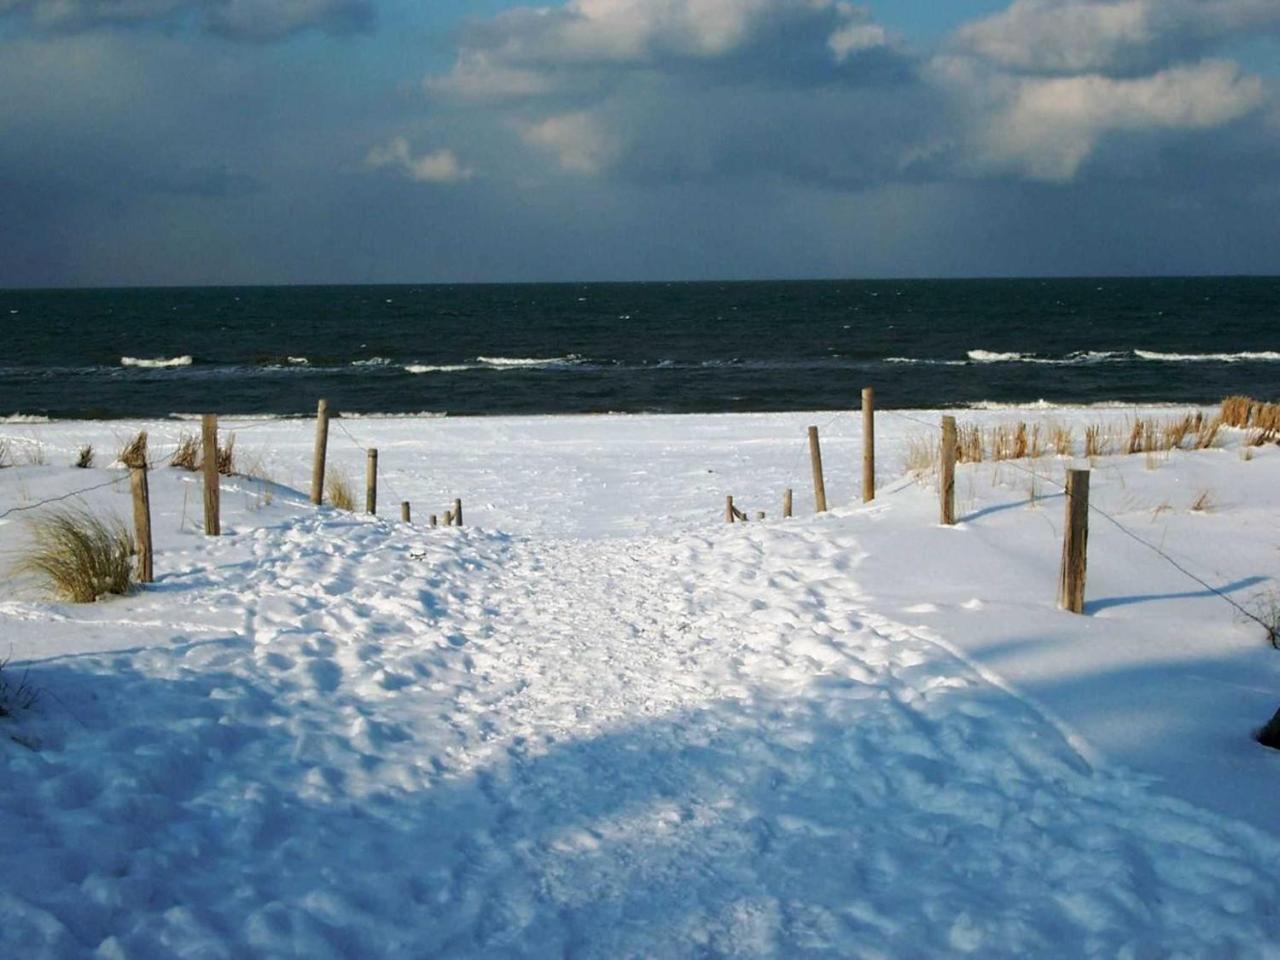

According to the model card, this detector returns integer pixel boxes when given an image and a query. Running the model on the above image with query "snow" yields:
[1,407,1279,957]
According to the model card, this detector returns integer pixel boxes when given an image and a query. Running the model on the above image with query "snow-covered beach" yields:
[2,406,1278,957]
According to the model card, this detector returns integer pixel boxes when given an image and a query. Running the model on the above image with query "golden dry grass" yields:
[17,506,134,602]
[117,431,148,469]
[325,469,356,511]
[903,435,938,474]
[169,432,200,471]
[217,433,237,476]
[74,444,94,469]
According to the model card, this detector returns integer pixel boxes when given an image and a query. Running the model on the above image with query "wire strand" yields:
[878,408,1274,639]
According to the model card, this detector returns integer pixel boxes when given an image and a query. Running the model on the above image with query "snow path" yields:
[5,511,1280,957]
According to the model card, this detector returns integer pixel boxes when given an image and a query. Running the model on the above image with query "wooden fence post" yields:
[1059,469,1090,613]
[311,399,330,506]
[783,488,793,519]
[862,386,875,503]
[401,501,411,523]
[726,495,735,523]
[202,414,220,536]
[366,449,378,516]
[940,416,957,526]
[808,426,828,514]
[130,466,153,583]
[430,514,438,528]
[453,498,463,527]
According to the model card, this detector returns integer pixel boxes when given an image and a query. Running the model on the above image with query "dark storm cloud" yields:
[1,0,1277,287]
[0,0,374,40]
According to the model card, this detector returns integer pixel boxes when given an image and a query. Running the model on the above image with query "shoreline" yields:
[0,398,1227,425]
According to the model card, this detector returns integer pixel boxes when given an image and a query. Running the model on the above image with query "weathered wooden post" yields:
[365,449,378,515]
[311,399,330,506]
[862,386,875,503]
[726,495,735,523]
[1059,469,1090,613]
[940,416,957,526]
[783,488,793,519]
[130,466,153,583]
[401,501,411,524]
[453,498,463,527]
[202,414,220,536]
[808,426,827,514]
[430,514,438,528]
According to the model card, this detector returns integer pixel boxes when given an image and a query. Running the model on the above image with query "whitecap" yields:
[121,355,193,369]
[1135,350,1280,363]
[404,364,477,374]
[476,355,581,368]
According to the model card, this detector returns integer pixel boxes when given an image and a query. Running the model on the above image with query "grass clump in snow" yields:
[117,431,148,469]
[0,439,10,469]
[74,444,95,469]
[325,469,356,511]
[1257,708,1280,751]
[0,657,37,717]
[17,506,135,603]
[170,432,200,470]
[217,433,236,476]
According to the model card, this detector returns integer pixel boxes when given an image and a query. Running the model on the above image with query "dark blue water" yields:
[2,278,1278,418]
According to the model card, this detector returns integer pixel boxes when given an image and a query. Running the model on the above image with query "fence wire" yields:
[878,407,1276,643]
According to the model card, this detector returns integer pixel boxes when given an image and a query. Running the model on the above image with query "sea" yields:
[2,277,1278,419]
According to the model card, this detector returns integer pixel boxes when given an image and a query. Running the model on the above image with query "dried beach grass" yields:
[325,469,356,511]
[16,506,134,602]
[117,431,148,469]
[74,444,95,469]
[170,432,200,471]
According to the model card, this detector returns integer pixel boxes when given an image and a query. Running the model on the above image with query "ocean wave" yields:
[476,355,582,368]
[967,350,1028,363]
[886,357,968,367]
[404,364,478,374]
[351,357,394,367]
[1134,350,1280,363]
[287,356,309,365]
[964,400,1196,412]
[0,413,52,423]
[121,355,193,369]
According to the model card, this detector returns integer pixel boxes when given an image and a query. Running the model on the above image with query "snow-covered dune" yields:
[1,408,1278,957]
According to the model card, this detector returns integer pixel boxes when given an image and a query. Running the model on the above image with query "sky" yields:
[1,0,1277,287]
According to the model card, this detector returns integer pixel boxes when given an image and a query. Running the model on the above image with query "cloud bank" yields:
[1,0,1276,285]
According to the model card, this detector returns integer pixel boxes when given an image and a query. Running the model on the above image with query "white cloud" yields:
[955,0,1280,75]
[431,0,891,103]
[828,22,887,62]
[521,111,618,174]
[365,137,472,184]
[969,59,1267,180]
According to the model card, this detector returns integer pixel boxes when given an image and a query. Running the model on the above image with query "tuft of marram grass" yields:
[325,469,356,511]
[118,431,148,469]
[170,432,200,471]
[217,433,236,476]
[17,506,135,603]
[74,444,95,469]
[0,438,10,469]
[903,435,938,475]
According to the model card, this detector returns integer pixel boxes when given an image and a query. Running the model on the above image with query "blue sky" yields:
[1,0,1277,287]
